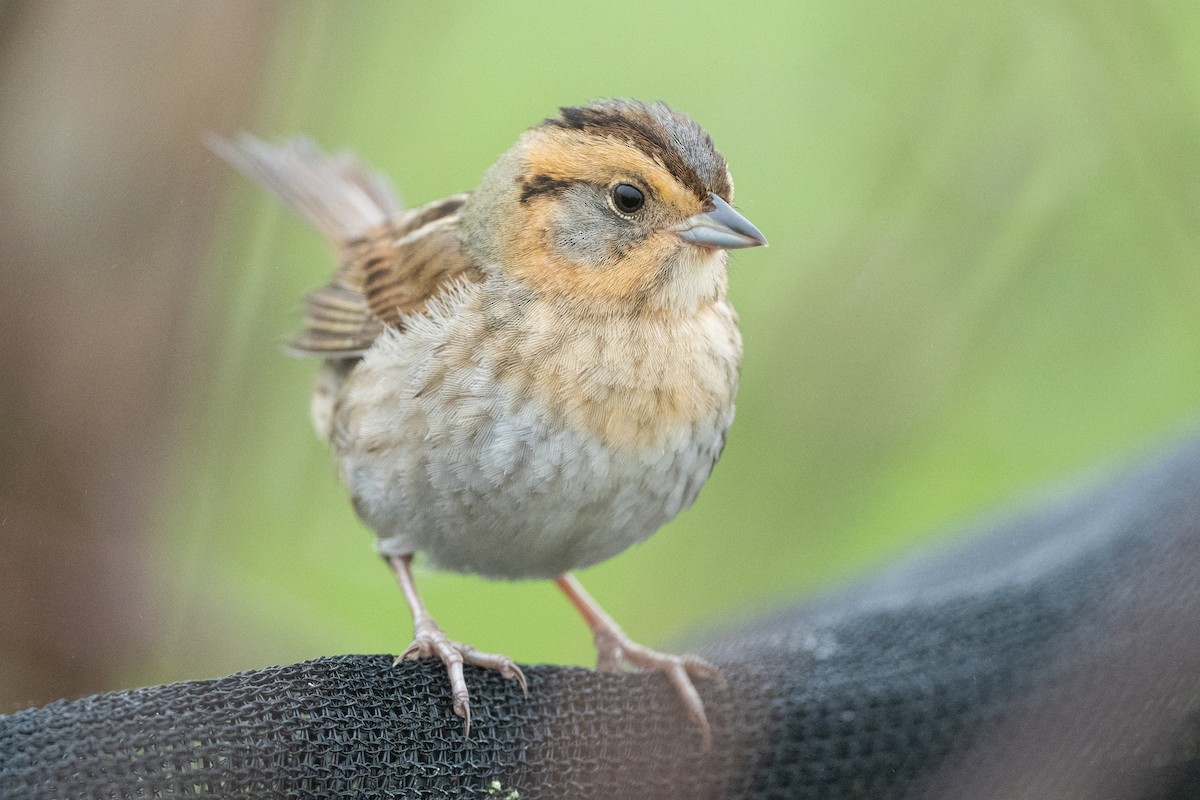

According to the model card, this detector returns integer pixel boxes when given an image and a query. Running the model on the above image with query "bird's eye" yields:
[611,183,645,214]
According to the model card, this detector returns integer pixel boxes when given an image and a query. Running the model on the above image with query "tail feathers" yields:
[209,134,402,242]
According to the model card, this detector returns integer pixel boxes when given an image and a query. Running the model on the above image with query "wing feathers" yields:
[212,135,482,358]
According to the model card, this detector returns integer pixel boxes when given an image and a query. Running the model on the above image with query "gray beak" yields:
[673,193,768,250]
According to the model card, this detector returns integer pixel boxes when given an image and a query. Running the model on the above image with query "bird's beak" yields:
[673,193,768,250]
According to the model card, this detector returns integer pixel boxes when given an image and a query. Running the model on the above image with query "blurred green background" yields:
[2,2,1198,707]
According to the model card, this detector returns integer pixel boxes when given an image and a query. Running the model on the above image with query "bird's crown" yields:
[531,99,733,205]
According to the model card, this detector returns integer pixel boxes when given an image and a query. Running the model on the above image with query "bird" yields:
[211,98,767,744]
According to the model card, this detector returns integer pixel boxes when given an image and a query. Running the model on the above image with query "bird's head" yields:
[460,99,766,314]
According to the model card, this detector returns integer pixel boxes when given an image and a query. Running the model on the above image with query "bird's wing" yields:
[211,135,483,357]
[291,198,481,357]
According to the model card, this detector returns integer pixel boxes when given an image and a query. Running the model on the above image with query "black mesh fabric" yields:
[3,433,1200,799]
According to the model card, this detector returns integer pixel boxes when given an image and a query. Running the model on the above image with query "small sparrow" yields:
[213,99,766,743]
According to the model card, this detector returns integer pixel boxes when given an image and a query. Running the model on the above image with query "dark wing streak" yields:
[291,210,483,357]
[360,215,482,327]
[393,194,469,237]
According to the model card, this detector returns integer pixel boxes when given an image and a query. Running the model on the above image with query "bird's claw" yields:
[595,631,722,747]
[394,617,527,737]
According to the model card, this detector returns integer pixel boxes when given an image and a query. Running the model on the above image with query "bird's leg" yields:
[386,554,527,737]
[555,573,722,744]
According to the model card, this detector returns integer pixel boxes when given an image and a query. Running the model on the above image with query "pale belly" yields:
[332,353,733,580]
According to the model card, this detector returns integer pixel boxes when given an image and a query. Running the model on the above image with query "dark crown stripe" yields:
[542,105,722,200]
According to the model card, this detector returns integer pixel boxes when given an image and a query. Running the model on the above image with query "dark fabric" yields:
[3,433,1200,800]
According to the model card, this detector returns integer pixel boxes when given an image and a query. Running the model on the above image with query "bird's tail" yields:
[208,134,402,243]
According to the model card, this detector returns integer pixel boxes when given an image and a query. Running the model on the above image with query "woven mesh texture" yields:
[3,434,1200,799]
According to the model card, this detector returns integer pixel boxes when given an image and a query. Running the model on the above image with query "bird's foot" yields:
[593,626,724,746]
[395,616,528,737]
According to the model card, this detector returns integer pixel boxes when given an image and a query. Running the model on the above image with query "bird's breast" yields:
[477,296,742,454]
[330,288,741,577]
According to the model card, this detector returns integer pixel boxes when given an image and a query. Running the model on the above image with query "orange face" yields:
[495,125,733,309]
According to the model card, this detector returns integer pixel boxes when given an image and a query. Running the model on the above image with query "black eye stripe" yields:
[520,176,653,217]
[518,174,574,204]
